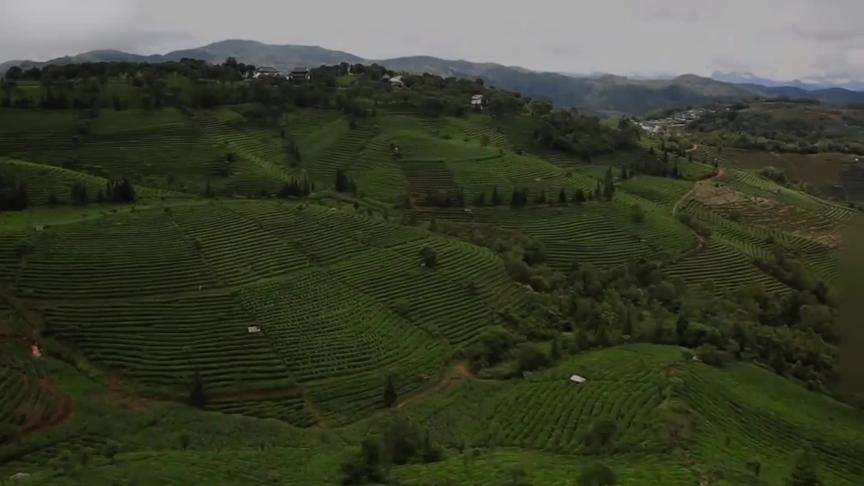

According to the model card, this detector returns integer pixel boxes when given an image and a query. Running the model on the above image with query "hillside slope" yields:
[5,40,864,112]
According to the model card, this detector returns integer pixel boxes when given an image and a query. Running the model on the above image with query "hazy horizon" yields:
[1,0,862,83]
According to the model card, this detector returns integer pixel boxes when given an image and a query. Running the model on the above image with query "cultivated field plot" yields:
[5,202,529,426]
[237,268,443,383]
[42,292,295,394]
[17,211,218,300]
[691,179,843,248]
[682,362,864,485]
[0,158,167,205]
[666,239,789,294]
[392,450,697,486]
[725,169,855,222]
[399,344,864,485]
[305,123,379,183]
[485,349,674,454]
[0,110,78,159]
[0,346,69,437]
[724,148,853,190]
[170,205,311,287]
[401,158,459,204]
[620,175,694,208]
[843,163,864,202]
[412,204,695,271]
[447,153,597,204]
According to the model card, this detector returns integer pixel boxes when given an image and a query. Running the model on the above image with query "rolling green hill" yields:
[0,61,860,485]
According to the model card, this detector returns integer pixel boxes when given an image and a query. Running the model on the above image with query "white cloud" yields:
[1,0,136,36]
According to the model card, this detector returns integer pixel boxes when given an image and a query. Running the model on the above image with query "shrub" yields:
[583,417,619,452]
[695,344,731,367]
[420,247,438,269]
[517,343,549,374]
[393,298,411,316]
[579,463,617,486]
[630,204,645,223]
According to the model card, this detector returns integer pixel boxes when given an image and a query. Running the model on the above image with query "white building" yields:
[253,67,282,79]
[389,75,405,87]
[471,94,486,110]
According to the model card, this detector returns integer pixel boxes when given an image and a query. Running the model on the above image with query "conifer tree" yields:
[384,376,398,408]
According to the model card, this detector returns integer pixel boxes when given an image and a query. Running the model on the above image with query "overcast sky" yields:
[1,0,862,82]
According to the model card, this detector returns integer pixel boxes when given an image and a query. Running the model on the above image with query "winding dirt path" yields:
[397,361,474,410]
[672,166,726,217]
[671,166,726,257]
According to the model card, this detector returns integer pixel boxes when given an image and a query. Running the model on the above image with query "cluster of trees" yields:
[0,176,29,211]
[3,59,642,166]
[423,187,465,208]
[426,213,841,389]
[534,110,639,158]
[103,179,136,204]
[689,102,864,155]
[334,169,358,195]
[2,58,260,110]
[640,147,685,178]
[341,415,443,485]
[278,176,314,198]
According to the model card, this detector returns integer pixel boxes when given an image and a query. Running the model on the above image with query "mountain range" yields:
[3,39,863,113]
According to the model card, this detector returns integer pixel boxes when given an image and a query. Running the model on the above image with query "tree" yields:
[70,182,89,205]
[189,372,207,409]
[583,417,619,452]
[603,168,616,200]
[102,441,120,465]
[675,316,690,344]
[630,204,645,223]
[4,66,23,81]
[786,450,823,486]
[384,376,398,408]
[335,169,350,193]
[517,343,549,373]
[579,463,617,486]
[420,247,438,269]
[491,185,501,206]
[573,189,586,204]
[535,190,547,205]
[178,433,192,450]
[474,191,486,206]
[558,188,567,205]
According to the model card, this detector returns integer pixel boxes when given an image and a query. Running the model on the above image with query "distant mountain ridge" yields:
[712,71,864,93]
[3,39,864,113]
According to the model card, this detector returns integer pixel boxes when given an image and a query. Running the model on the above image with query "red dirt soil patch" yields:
[19,377,74,436]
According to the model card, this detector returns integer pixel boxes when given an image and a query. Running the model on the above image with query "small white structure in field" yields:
[569,374,587,384]
[247,326,262,334]
[389,75,405,87]
[471,94,486,110]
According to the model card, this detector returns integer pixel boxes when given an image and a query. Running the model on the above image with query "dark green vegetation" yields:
[0,60,861,484]
[689,100,864,155]
[5,40,864,114]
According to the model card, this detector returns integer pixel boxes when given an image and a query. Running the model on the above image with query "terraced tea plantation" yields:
[5,201,526,428]
[0,99,860,485]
